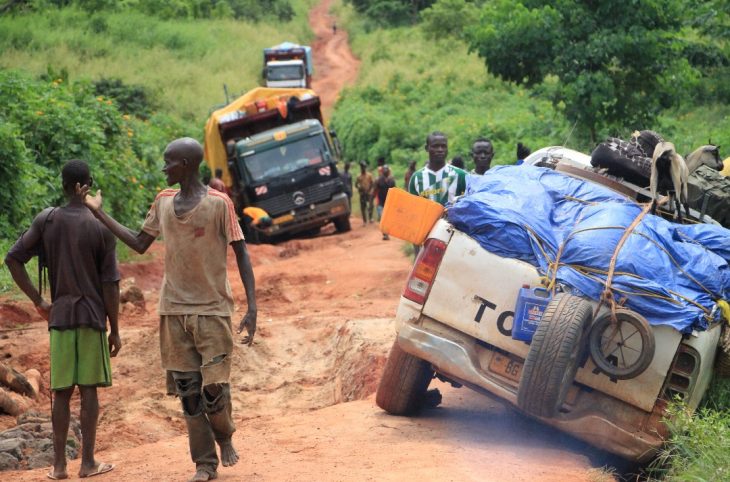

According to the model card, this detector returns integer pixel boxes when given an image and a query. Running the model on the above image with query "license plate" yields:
[273,214,294,225]
[488,353,523,383]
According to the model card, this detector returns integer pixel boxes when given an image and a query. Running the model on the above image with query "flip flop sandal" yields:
[80,462,114,478]
[47,472,68,480]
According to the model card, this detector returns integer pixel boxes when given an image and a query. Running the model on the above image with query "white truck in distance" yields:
[263,42,313,89]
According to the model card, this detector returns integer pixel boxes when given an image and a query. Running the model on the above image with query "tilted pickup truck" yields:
[376,150,729,462]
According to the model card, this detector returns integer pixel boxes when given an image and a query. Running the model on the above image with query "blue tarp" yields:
[447,165,730,333]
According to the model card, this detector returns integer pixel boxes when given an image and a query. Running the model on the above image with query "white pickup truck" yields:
[376,151,728,462]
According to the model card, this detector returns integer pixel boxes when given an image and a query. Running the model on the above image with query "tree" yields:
[466,0,695,142]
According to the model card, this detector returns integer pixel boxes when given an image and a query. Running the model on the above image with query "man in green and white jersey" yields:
[408,131,467,206]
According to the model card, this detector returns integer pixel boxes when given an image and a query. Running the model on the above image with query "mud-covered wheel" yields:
[333,214,351,233]
[376,341,434,415]
[588,309,655,380]
[517,293,593,418]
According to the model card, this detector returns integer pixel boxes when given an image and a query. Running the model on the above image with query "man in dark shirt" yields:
[375,164,396,240]
[4,160,120,480]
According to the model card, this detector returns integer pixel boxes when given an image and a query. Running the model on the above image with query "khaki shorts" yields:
[159,314,233,386]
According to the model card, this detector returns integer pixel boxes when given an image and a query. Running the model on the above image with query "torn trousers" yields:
[160,315,236,474]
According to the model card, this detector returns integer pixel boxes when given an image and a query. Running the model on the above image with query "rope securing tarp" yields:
[447,165,730,333]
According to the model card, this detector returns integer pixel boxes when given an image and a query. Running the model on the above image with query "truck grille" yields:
[257,180,340,216]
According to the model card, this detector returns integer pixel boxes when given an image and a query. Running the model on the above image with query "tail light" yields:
[403,238,447,304]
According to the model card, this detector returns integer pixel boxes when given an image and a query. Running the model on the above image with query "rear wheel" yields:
[333,214,351,233]
[376,341,434,415]
[517,293,593,418]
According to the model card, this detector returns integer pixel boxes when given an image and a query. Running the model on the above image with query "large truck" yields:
[262,42,313,89]
[204,87,350,243]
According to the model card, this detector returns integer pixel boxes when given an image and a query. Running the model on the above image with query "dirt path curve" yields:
[309,0,360,117]
[2,3,620,480]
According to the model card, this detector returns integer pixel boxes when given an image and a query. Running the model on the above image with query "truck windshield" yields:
[244,136,327,182]
[267,65,304,81]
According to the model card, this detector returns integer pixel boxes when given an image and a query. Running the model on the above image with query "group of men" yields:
[347,132,502,228]
[5,138,256,482]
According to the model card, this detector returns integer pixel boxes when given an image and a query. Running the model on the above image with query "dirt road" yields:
[1,1,620,480]
[309,0,360,118]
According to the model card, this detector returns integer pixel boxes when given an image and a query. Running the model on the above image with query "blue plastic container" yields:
[512,286,552,342]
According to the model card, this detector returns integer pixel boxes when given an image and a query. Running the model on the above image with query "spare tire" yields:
[517,293,593,418]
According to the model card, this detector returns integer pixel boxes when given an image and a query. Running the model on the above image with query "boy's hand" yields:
[34,300,51,321]
[75,183,103,212]
[237,309,257,346]
[108,332,122,357]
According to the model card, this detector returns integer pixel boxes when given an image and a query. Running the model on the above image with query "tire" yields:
[588,309,655,380]
[376,341,434,415]
[517,293,593,418]
[333,214,351,233]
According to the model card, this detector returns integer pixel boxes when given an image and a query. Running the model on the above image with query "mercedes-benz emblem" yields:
[293,191,305,206]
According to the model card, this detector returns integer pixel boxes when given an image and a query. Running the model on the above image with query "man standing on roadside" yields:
[5,160,120,480]
[374,164,396,239]
[355,161,375,225]
[404,160,417,187]
[470,137,495,175]
[81,138,257,482]
[409,131,467,206]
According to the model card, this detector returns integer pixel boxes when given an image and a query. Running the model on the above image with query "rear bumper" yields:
[263,193,349,236]
[396,321,663,462]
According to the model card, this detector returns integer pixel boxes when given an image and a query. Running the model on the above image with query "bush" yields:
[0,69,180,242]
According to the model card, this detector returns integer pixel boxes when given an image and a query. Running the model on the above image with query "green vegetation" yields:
[465,0,729,143]
[0,5,313,121]
[332,0,730,169]
[0,1,315,293]
[331,20,568,168]
[650,379,730,480]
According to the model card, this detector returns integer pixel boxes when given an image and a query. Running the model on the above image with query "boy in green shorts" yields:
[5,160,121,480]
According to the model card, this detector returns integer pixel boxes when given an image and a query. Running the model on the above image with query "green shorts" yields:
[50,327,112,391]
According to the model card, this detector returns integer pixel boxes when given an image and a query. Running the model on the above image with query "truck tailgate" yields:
[422,228,681,412]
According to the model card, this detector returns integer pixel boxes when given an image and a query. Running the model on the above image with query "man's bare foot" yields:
[218,439,239,466]
[189,468,218,481]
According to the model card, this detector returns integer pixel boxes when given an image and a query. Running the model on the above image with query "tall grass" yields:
[0,2,314,123]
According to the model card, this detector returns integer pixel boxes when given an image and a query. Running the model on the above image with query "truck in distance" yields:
[263,42,313,89]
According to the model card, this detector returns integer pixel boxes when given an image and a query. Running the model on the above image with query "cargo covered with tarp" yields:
[203,87,320,187]
[447,166,730,333]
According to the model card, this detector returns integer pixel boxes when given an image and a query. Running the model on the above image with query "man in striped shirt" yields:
[408,131,468,206]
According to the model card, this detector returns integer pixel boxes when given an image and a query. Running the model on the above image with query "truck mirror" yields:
[226,141,236,158]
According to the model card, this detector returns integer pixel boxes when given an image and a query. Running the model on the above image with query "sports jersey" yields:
[408,164,468,206]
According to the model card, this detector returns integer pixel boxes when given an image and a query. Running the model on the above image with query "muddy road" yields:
[2,1,623,480]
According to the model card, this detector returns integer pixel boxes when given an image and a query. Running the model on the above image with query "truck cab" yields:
[263,42,312,89]
[265,60,307,89]
[229,119,350,239]
[204,88,351,242]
